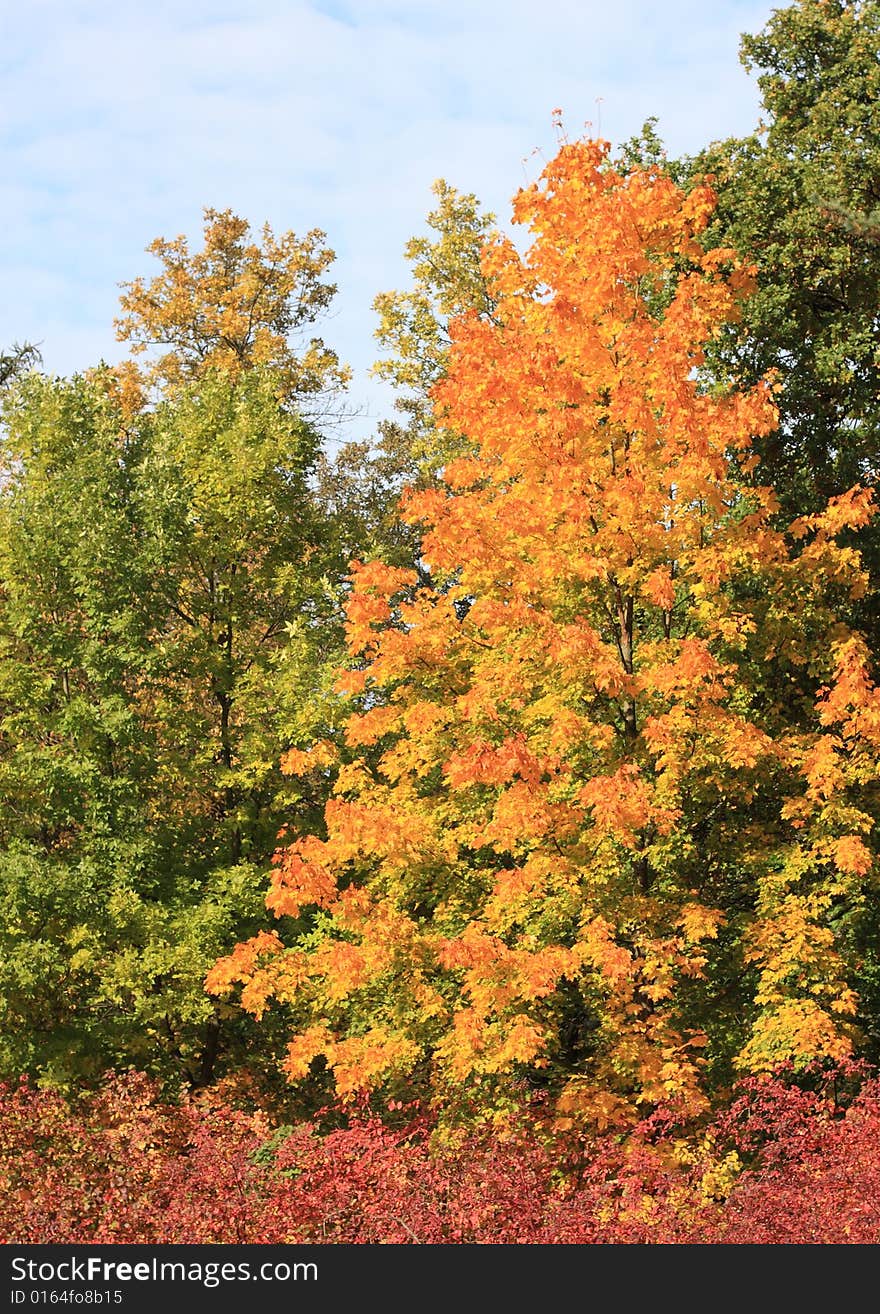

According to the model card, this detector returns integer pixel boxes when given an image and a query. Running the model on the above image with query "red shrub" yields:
[2,1067,879,1244]
[0,1073,276,1243]
[696,1072,880,1243]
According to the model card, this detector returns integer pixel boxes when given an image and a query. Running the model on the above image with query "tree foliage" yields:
[0,220,350,1091]
[372,179,497,472]
[311,181,498,580]
[210,137,880,1127]
[693,0,880,519]
[115,207,349,409]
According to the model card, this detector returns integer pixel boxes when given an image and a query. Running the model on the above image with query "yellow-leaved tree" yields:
[115,207,349,408]
[208,136,879,1128]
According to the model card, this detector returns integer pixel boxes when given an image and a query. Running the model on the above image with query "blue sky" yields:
[1,0,775,439]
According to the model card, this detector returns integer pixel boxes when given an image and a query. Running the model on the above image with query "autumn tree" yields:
[210,135,880,1128]
[115,208,349,410]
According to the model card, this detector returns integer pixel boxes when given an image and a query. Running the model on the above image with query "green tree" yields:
[372,179,497,464]
[311,181,498,581]
[0,374,175,1085]
[0,216,351,1093]
[692,0,880,520]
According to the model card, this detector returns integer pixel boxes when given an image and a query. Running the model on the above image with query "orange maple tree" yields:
[208,137,879,1127]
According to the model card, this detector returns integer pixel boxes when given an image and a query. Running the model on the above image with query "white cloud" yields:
[0,0,776,438]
